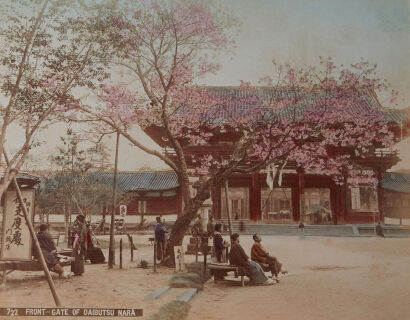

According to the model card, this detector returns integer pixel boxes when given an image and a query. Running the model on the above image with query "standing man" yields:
[155,216,168,261]
[71,214,87,276]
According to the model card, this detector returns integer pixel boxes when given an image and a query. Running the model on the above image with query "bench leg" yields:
[241,275,244,287]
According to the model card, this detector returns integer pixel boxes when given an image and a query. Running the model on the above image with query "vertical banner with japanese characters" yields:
[173,246,186,273]
[1,190,34,261]
[351,187,361,211]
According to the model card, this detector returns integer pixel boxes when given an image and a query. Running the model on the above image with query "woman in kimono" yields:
[71,215,87,275]
[213,223,225,263]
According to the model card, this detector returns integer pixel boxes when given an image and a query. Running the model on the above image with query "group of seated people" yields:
[213,224,287,286]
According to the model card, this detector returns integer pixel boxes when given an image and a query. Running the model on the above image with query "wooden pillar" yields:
[377,169,384,223]
[330,184,338,225]
[251,172,261,221]
[211,185,219,220]
[339,170,348,223]
[291,186,300,222]
[297,168,305,222]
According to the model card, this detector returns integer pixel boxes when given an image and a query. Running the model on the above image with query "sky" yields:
[6,0,410,171]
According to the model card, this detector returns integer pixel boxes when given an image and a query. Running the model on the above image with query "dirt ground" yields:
[190,235,410,320]
[1,234,410,320]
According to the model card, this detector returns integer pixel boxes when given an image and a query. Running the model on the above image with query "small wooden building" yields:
[383,172,410,223]
[92,171,182,216]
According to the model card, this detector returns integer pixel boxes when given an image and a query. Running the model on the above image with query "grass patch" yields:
[148,301,190,320]
[169,273,203,290]
[138,259,149,269]
[185,262,211,283]
[168,262,212,290]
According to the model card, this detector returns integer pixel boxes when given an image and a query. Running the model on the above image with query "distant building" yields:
[383,172,410,223]
[92,171,181,216]
[145,87,410,224]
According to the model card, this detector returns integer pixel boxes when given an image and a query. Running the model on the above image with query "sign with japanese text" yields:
[351,187,361,210]
[173,246,185,273]
[119,205,127,217]
[1,190,34,261]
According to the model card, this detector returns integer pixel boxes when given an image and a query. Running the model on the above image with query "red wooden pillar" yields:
[330,184,338,225]
[377,169,384,223]
[341,171,348,223]
[291,186,300,222]
[251,172,261,221]
[297,168,305,222]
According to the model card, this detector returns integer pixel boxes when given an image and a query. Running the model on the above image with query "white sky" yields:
[6,0,410,171]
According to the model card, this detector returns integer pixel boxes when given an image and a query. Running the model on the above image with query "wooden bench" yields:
[0,251,73,283]
[208,263,246,287]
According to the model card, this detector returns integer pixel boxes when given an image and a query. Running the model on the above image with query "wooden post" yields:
[203,251,207,276]
[202,237,208,276]
[130,236,134,262]
[120,239,123,269]
[195,238,199,263]
[377,169,384,223]
[153,241,157,273]
[108,131,120,269]
[224,179,233,239]
[297,168,305,223]
[3,151,62,307]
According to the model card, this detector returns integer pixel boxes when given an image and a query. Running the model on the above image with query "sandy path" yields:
[1,235,409,320]
[190,236,410,320]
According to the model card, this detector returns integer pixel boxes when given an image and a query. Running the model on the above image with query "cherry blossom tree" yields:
[79,0,398,265]
[0,0,114,199]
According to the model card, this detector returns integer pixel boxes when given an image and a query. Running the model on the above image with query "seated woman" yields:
[35,224,70,278]
[229,233,275,285]
[251,234,287,280]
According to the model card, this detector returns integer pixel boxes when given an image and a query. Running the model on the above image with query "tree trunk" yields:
[162,188,210,267]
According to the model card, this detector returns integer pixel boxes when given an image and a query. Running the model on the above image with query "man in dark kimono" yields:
[36,224,70,278]
[229,233,274,285]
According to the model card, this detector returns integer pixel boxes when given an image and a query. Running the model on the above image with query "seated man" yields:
[251,234,287,279]
[229,233,274,285]
[36,224,70,278]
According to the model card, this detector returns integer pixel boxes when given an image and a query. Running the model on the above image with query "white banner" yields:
[1,190,34,261]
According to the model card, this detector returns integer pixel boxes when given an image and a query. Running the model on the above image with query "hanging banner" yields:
[1,190,35,261]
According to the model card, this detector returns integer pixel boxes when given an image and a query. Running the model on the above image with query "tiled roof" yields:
[91,171,179,192]
[382,172,410,193]
[200,87,407,124]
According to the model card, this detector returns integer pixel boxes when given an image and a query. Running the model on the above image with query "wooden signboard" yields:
[173,246,186,273]
[351,187,361,210]
[1,190,35,261]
